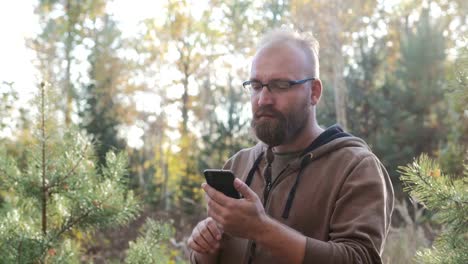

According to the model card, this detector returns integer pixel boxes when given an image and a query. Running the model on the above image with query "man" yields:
[187,28,394,264]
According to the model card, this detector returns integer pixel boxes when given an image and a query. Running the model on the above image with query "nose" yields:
[257,86,274,106]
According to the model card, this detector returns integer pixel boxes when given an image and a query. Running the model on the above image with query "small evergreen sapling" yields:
[125,219,184,264]
[0,83,140,263]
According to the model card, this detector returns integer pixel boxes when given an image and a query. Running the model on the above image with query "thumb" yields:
[234,178,257,200]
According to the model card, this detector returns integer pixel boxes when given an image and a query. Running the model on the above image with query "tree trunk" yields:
[329,1,348,130]
[163,162,170,211]
[65,0,73,126]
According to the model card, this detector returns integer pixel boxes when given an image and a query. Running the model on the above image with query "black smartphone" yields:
[203,169,241,199]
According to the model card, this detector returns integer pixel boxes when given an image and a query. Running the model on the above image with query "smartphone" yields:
[203,169,241,199]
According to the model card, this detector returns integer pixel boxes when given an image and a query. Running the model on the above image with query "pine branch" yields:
[55,208,93,239]
[61,142,89,182]
[0,166,7,180]
[400,153,468,263]
[400,156,466,208]
[47,142,90,195]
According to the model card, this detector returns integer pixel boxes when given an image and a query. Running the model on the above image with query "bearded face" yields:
[251,97,310,147]
[249,43,317,147]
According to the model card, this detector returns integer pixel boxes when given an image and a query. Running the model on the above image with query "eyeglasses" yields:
[242,78,315,95]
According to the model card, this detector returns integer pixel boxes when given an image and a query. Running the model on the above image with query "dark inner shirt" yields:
[271,149,303,181]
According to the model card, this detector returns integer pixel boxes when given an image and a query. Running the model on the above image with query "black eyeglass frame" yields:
[242,77,316,93]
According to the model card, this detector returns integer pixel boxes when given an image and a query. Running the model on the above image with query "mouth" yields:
[256,114,275,119]
[254,107,280,120]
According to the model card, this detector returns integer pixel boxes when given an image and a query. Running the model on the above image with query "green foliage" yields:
[399,154,468,263]
[80,14,126,168]
[11,0,467,261]
[0,81,18,131]
[175,134,205,215]
[346,8,449,191]
[126,219,186,264]
[200,79,253,169]
[392,25,468,264]
[0,83,140,262]
[439,46,468,177]
[32,0,108,125]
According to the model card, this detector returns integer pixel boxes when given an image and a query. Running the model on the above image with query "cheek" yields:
[251,97,258,112]
[282,94,309,114]
[274,97,294,113]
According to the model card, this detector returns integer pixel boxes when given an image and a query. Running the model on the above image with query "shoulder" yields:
[330,143,393,196]
[326,137,382,169]
[312,137,390,191]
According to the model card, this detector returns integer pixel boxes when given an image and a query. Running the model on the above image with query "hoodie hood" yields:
[251,124,369,168]
[215,124,394,264]
[296,124,371,167]
[245,124,371,219]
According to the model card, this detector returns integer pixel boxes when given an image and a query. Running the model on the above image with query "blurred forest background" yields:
[0,0,467,263]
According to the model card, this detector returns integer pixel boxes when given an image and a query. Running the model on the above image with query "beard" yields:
[251,99,310,147]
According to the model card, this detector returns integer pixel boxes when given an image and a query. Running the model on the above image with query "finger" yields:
[194,239,210,254]
[207,198,227,225]
[205,193,210,213]
[188,236,207,254]
[202,183,231,205]
[206,217,223,240]
[198,222,218,249]
[234,178,258,200]
[195,224,212,251]
[199,220,221,253]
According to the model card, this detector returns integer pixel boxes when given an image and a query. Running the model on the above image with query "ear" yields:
[310,79,322,105]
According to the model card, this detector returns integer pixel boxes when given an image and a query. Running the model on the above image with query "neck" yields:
[273,118,324,153]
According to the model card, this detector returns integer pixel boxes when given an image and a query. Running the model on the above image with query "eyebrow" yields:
[249,77,291,82]
[269,78,290,82]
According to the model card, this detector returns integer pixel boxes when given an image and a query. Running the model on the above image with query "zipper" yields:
[247,164,292,263]
[262,169,272,207]
[263,164,290,206]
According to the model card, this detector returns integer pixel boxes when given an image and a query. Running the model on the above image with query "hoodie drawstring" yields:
[282,153,314,218]
[245,152,264,187]
[245,151,314,264]
[245,151,314,219]
[245,151,313,219]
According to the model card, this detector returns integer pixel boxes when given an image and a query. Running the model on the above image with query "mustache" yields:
[254,106,283,119]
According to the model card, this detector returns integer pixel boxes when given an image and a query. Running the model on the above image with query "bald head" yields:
[252,42,312,82]
[254,28,320,78]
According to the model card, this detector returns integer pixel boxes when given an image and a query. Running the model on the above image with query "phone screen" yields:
[203,169,241,199]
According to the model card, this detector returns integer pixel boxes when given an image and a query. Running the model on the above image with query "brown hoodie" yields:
[191,125,394,264]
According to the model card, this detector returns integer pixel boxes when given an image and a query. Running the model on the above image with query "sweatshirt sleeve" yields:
[303,155,394,264]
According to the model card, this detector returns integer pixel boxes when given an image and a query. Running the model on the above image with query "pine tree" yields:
[0,83,140,263]
[439,46,468,177]
[80,14,126,168]
[344,8,449,193]
[399,154,467,263]
[397,45,468,264]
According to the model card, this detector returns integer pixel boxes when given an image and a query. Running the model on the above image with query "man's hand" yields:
[201,178,306,263]
[187,217,223,255]
[203,178,268,240]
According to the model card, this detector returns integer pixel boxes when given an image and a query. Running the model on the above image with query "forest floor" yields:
[81,204,202,263]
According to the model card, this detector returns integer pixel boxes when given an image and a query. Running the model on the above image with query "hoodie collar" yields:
[283,124,352,169]
[246,125,355,219]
